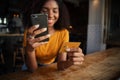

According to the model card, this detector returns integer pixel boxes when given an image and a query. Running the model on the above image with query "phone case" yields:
[59,42,81,53]
[31,13,49,41]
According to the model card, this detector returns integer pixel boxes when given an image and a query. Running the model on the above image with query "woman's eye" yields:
[53,9,59,13]
[41,11,48,14]
[54,10,58,13]
[41,9,48,13]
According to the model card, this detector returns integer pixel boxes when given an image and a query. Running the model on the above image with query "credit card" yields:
[59,42,81,53]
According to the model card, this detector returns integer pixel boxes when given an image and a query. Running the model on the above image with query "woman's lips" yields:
[48,20,53,24]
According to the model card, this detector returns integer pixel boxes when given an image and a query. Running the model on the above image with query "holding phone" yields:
[31,13,49,42]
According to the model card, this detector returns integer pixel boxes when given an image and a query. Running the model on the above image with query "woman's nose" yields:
[48,10,53,18]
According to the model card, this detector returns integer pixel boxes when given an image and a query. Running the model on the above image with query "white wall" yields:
[86,0,106,53]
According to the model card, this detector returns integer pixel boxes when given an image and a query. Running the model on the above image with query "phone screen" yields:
[31,13,49,42]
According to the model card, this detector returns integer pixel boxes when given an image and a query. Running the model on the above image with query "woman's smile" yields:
[41,0,59,27]
[48,19,53,24]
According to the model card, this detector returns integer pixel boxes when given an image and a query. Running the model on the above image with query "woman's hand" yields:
[57,47,84,70]
[26,24,50,52]
[25,24,50,72]
[66,48,84,65]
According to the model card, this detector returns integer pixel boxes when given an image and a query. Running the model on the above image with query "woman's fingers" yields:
[32,42,48,48]
[27,34,50,49]
[26,24,51,48]
[27,24,39,35]
[67,48,84,57]
[33,28,47,37]
[69,57,84,65]
[73,61,83,65]
[26,41,48,52]
[26,24,51,51]
[66,48,84,65]
[71,57,84,62]
[27,24,48,38]
[32,34,50,43]
[27,28,50,43]
[68,52,84,57]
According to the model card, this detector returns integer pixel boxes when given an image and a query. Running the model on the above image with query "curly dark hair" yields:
[23,0,70,30]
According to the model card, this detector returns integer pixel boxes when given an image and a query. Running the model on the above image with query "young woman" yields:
[23,0,84,72]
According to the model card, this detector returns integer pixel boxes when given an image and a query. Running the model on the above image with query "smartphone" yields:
[59,42,81,53]
[31,13,49,42]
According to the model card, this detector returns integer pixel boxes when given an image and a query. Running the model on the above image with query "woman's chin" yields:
[48,24,54,27]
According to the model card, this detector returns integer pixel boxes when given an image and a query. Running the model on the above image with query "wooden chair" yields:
[13,43,25,71]
[0,48,5,64]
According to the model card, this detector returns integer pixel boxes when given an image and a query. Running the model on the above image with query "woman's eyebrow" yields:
[42,7,59,10]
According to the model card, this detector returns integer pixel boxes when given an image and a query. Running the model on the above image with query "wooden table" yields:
[0,48,120,80]
[0,33,24,37]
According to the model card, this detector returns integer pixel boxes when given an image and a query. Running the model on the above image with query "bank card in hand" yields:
[59,42,81,53]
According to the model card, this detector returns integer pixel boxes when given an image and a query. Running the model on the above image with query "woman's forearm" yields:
[57,61,72,70]
[25,50,38,72]
[57,52,72,70]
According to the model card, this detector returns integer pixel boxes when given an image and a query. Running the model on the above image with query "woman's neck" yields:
[48,26,55,35]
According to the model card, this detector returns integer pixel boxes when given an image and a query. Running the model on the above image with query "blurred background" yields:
[0,0,120,75]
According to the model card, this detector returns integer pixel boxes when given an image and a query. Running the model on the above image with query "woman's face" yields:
[41,0,59,28]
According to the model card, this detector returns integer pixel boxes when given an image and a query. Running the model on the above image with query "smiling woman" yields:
[23,0,70,29]
[22,0,84,72]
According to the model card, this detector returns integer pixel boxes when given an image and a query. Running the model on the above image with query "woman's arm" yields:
[57,48,84,70]
[25,47,38,72]
[25,25,50,72]
[57,52,73,70]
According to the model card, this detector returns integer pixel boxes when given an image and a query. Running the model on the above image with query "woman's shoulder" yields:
[53,29,69,37]
[55,29,69,36]
[55,29,69,38]
[58,29,69,33]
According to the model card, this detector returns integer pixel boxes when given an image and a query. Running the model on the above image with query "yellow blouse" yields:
[35,29,69,64]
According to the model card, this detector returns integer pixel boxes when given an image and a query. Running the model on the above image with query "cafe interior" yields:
[0,0,120,80]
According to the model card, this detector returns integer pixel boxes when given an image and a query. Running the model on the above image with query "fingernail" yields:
[43,28,47,31]
[66,48,70,52]
[47,34,51,37]
[35,24,39,28]
[80,62,83,64]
